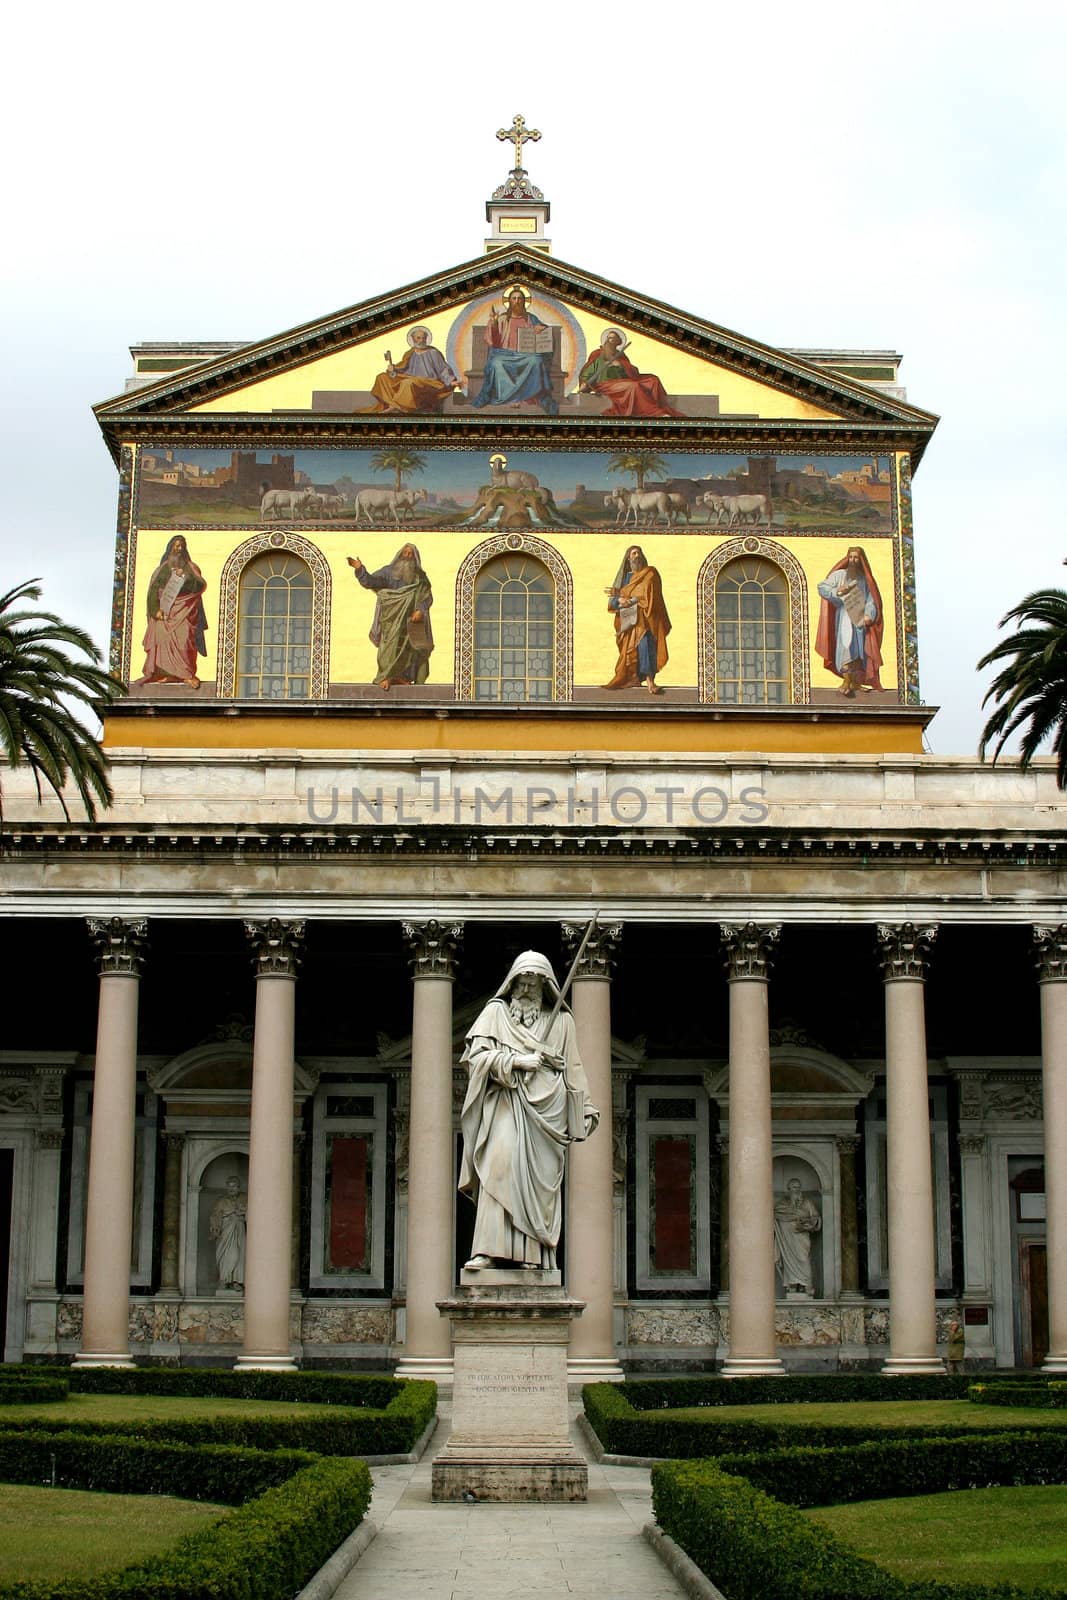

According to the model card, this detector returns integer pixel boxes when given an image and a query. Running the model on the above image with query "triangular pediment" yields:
[95,247,936,455]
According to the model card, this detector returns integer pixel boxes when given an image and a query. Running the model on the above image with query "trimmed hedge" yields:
[715,1429,1067,1508]
[0,1377,435,1457]
[652,1438,1067,1600]
[616,1372,1041,1410]
[970,1381,1067,1409]
[0,1378,68,1407]
[583,1382,1059,1459]
[0,1431,371,1600]
[0,1427,316,1503]
[64,1366,402,1407]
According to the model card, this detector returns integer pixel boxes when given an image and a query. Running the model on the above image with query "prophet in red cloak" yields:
[815,545,884,696]
[140,536,208,688]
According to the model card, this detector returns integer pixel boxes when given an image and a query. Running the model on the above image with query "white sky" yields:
[2,0,1064,756]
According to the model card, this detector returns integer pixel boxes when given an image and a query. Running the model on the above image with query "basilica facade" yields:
[1,136,1065,1380]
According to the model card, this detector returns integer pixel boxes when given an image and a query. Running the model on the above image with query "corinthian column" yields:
[720,922,784,1377]
[563,919,625,1385]
[878,923,944,1375]
[1035,926,1067,1372]
[75,917,147,1368]
[237,919,304,1372]
[395,920,463,1382]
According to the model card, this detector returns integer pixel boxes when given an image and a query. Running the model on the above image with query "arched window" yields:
[237,553,313,700]
[714,556,790,704]
[472,554,554,702]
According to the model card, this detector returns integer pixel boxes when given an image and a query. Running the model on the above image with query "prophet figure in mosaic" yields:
[603,545,672,695]
[363,326,460,414]
[773,1177,821,1295]
[210,1176,247,1291]
[347,544,433,690]
[578,330,683,418]
[140,535,208,689]
[471,287,558,415]
[460,952,599,1270]
[816,545,884,696]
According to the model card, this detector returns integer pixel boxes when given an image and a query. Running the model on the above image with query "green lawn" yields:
[3,1392,353,1425]
[660,1398,1067,1430]
[806,1485,1067,1588]
[0,1484,228,1582]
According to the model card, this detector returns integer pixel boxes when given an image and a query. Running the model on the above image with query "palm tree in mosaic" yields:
[370,450,428,493]
[0,580,124,821]
[978,587,1067,789]
[606,451,670,493]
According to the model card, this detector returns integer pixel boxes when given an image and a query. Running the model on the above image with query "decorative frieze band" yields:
[402,920,463,980]
[244,918,305,978]
[876,922,938,981]
[720,922,781,981]
[1034,925,1067,983]
[561,920,623,980]
[86,916,148,977]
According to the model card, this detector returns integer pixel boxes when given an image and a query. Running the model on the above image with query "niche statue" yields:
[773,1177,822,1296]
[459,951,599,1270]
[210,1175,247,1291]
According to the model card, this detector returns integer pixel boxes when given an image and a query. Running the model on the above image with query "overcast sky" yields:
[3,0,1064,757]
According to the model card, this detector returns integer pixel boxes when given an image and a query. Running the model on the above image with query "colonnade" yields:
[72,915,1067,1376]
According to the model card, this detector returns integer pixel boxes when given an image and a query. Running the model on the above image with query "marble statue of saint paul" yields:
[460,951,599,1270]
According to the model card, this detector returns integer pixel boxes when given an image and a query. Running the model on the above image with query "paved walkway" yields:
[332,1405,687,1600]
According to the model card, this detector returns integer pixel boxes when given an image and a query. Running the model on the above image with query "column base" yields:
[567,1357,625,1389]
[72,1352,135,1369]
[720,1357,786,1378]
[394,1356,454,1388]
[234,1354,299,1373]
[1041,1355,1067,1374]
[881,1356,946,1376]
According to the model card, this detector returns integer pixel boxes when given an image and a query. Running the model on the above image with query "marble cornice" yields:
[3,822,1065,865]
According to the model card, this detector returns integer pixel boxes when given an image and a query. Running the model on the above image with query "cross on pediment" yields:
[497,114,541,172]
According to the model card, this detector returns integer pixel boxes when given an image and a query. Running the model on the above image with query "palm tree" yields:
[606,452,669,493]
[978,587,1067,788]
[370,450,427,493]
[0,580,124,821]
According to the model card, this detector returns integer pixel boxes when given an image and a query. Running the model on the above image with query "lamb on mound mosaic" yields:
[134,448,896,533]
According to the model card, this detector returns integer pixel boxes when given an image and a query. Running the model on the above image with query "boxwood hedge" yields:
[0,1378,68,1407]
[0,1428,372,1600]
[616,1372,1042,1409]
[969,1380,1067,1409]
[652,1432,1067,1600]
[0,1374,435,1457]
[583,1381,1058,1459]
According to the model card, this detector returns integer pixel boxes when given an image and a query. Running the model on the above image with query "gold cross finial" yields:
[497,114,541,172]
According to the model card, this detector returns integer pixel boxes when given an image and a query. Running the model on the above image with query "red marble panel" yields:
[328,1135,369,1271]
[653,1136,693,1273]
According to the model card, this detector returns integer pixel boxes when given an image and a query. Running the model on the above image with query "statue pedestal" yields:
[432,1271,587,1502]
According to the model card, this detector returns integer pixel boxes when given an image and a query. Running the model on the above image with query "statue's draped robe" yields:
[354,553,434,684]
[603,563,672,689]
[365,346,457,414]
[460,1000,590,1267]
[773,1189,821,1292]
[578,349,683,418]
[210,1193,246,1287]
[141,556,207,682]
[472,312,557,415]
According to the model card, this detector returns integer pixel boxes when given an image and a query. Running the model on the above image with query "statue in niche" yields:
[459,951,599,1270]
[210,1176,247,1291]
[773,1177,822,1296]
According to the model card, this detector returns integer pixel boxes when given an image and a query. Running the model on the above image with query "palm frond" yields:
[977,587,1067,788]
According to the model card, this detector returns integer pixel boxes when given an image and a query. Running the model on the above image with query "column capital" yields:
[720,922,781,981]
[403,919,463,980]
[561,920,622,980]
[164,1132,186,1153]
[244,918,305,978]
[835,1133,862,1155]
[1035,925,1067,983]
[876,922,938,981]
[86,916,147,977]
